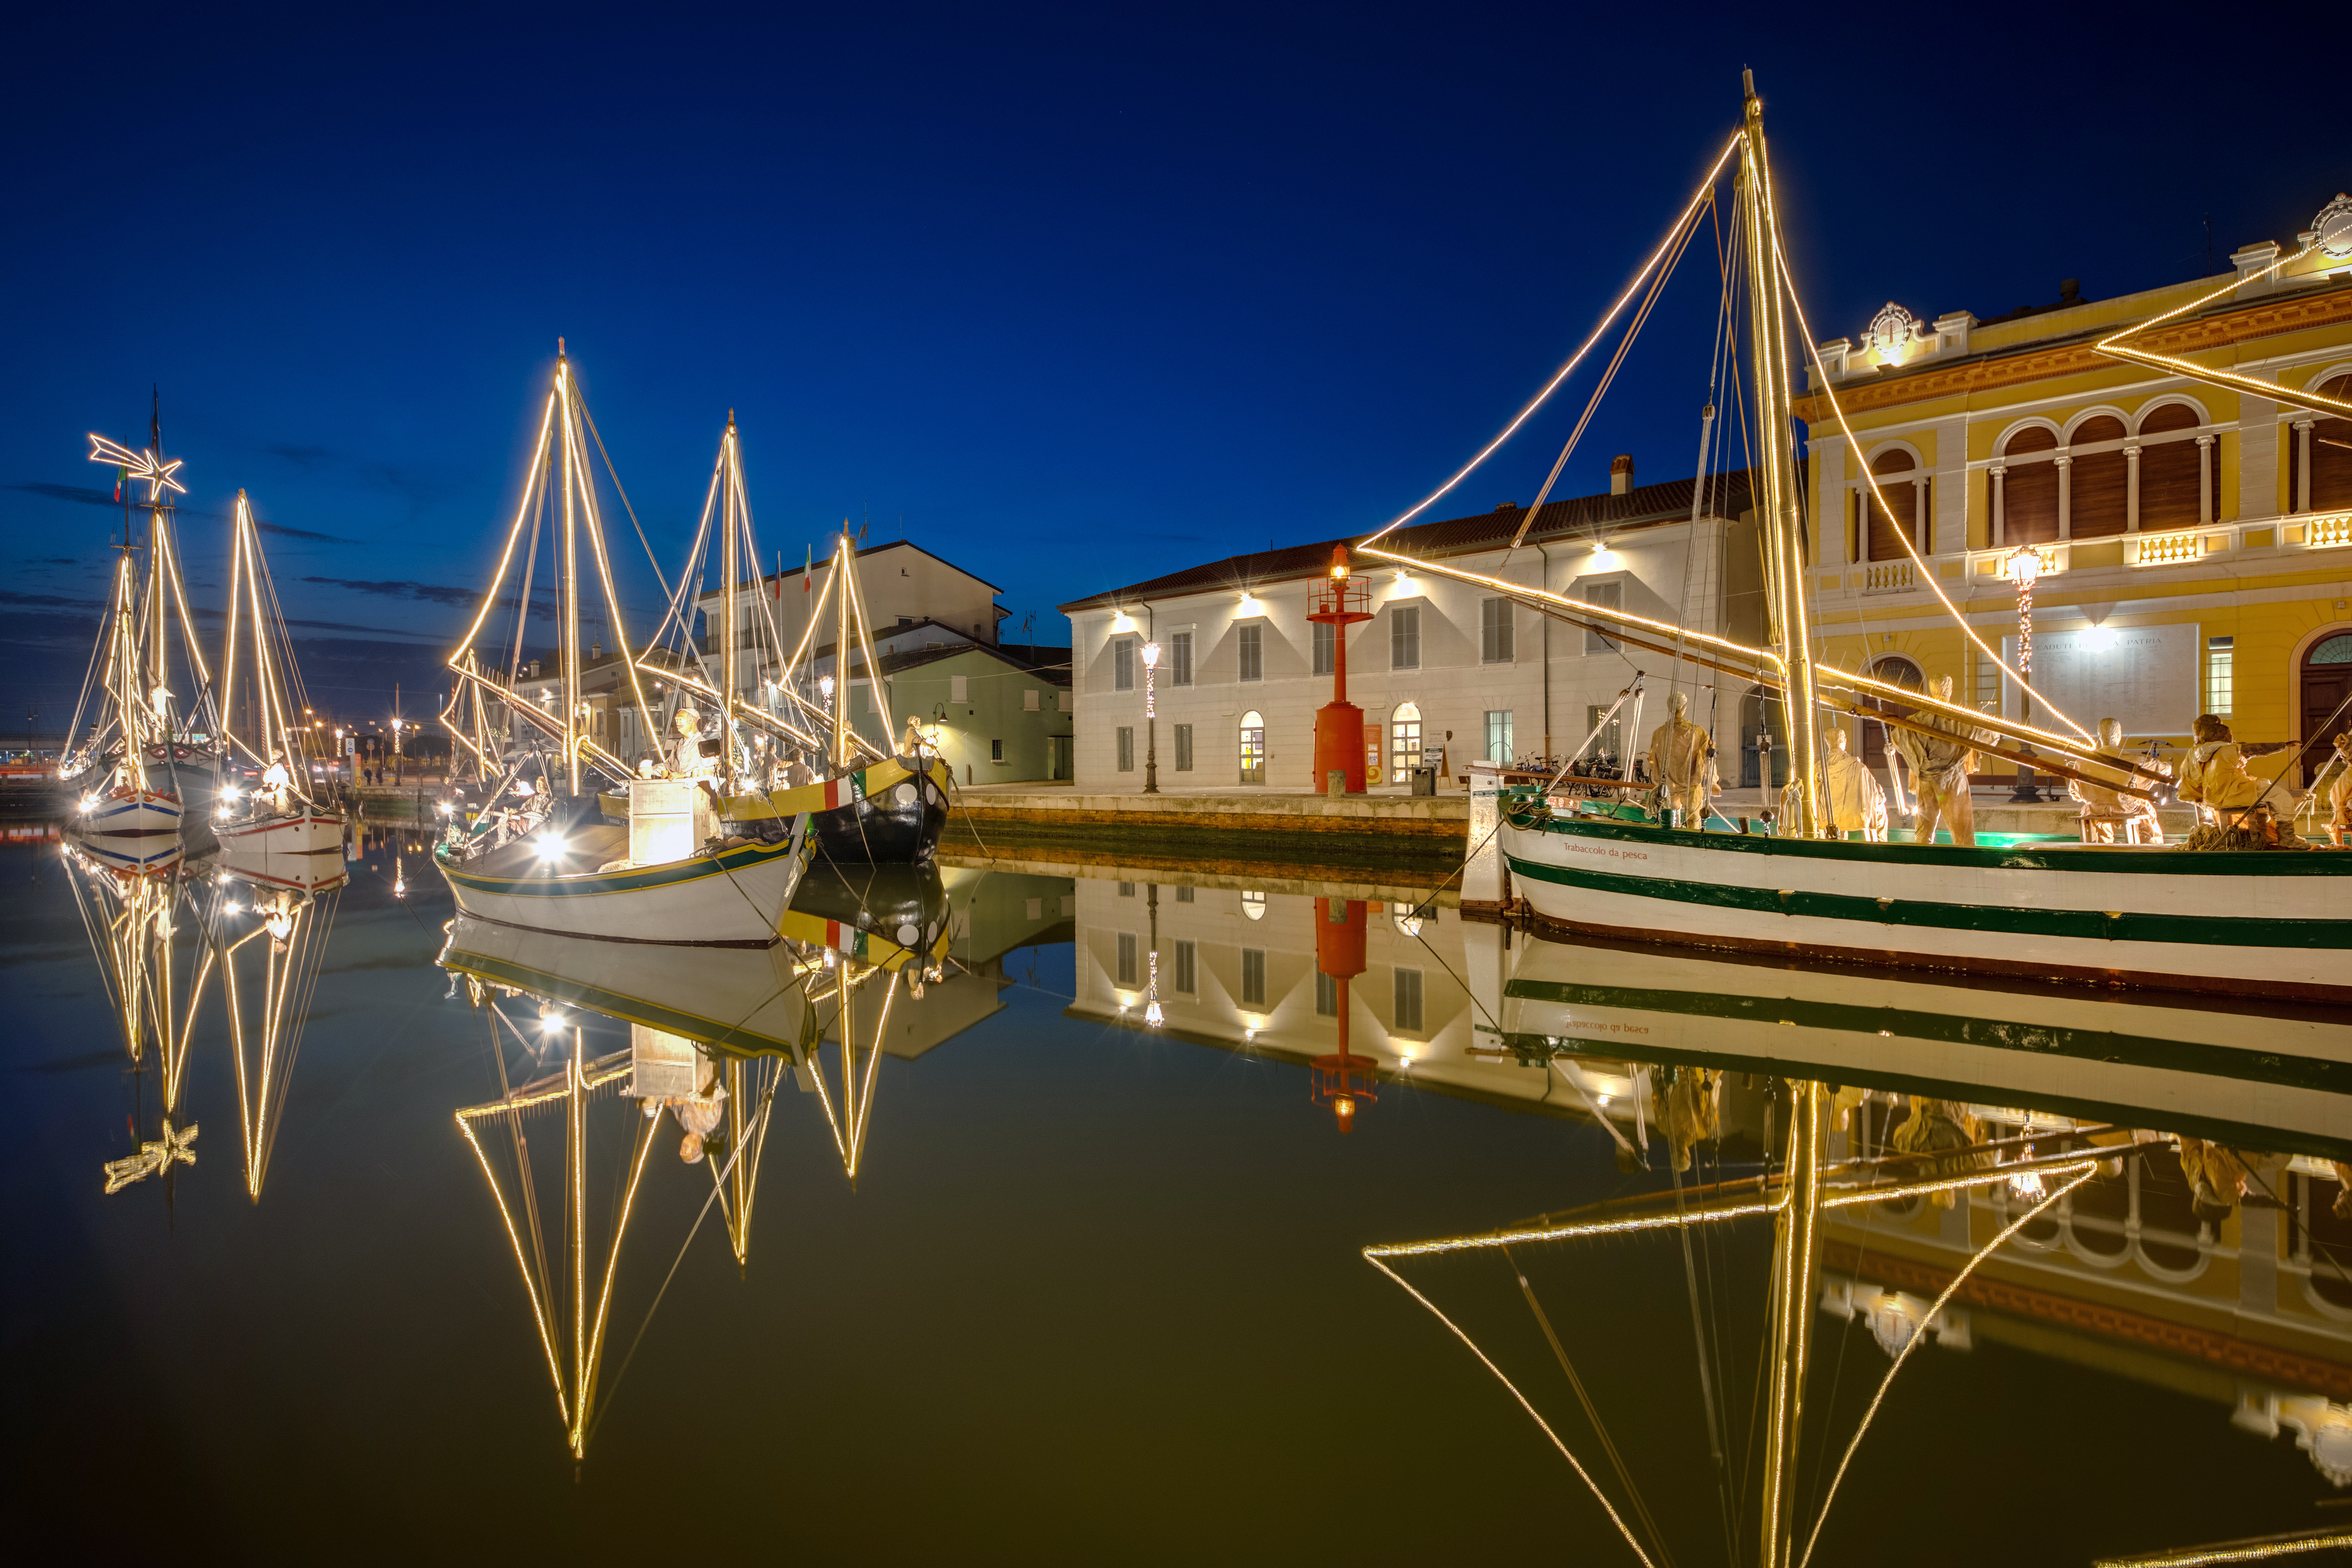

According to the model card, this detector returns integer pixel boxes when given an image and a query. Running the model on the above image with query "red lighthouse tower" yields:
[1309,895,1376,1131]
[1308,545,1373,793]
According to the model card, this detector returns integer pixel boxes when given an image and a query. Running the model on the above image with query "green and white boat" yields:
[1373,79,2352,1005]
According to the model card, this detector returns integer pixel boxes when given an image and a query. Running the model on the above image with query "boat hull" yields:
[1500,807,2352,1005]
[75,786,184,841]
[435,816,815,947]
[64,827,185,874]
[1499,935,2352,1158]
[215,810,348,888]
[721,755,950,864]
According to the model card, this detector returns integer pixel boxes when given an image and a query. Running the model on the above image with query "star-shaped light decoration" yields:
[88,432,187,503]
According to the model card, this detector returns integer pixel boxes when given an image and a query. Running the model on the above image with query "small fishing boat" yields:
[64,412,223,856]
[623,419,950,863]
[433,348,816,945]
[211,490,345,879]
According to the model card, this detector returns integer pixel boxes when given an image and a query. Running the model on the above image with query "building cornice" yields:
[1793,281,2352,422]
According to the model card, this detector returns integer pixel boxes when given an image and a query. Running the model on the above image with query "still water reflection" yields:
[11,822,2352,1562]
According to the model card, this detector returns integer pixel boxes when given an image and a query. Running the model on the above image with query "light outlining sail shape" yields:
[454,1014,656,1458]
[211,872,341,1200]
[439,349,657,793]
[62,840,212,1117]
[793,955,897,1184]
[1363,1109,2113,1568]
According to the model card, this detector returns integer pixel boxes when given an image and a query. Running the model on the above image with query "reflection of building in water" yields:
[1819,1098,2352,1489]
[1068,873,1601,1123]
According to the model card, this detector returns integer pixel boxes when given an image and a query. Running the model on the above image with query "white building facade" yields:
[1056,468,1757,791]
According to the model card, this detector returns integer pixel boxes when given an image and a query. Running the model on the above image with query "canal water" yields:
[8,821,2349,1562]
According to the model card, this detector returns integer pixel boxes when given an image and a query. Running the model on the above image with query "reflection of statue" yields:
[2068,717,2167,844]
[1891,675,1988,847]
[2175,1136,2289,1230]
[1648,1065,1721,1173]
[1782,729,1887,840]
[1891,1097,1988,1208]
[1645,692,1717,822]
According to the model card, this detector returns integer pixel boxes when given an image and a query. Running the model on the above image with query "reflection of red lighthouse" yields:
[1309,546,1373,793]
[1309,896,1375,1131]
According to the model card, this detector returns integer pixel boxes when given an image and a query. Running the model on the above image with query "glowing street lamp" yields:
[1141,640,1162,795]
[2006,545,2044,803]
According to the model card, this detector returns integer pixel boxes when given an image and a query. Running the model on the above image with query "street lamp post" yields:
[390,716,403,786]
[1141,640,1162,795]
[2006,544,2044,804]
[1143,883,1163,1026]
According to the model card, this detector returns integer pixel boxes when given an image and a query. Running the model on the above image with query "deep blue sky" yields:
[5,3,2345,723]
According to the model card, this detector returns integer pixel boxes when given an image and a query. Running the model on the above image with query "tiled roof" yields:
[1056,467,1755,613]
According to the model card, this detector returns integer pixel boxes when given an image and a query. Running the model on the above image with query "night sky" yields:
[5,4,2344,725]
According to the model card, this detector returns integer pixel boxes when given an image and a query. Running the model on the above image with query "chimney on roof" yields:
[1610,454,1635,496]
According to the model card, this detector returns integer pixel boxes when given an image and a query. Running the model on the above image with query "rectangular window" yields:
[1240,948,1267,1009]
[1116,726,1135,771]
[990,738,1004,762]
[1174,722,1194,772]
[1484,710,1514,765]
[1480,597,1514,663]
[1584,582,1621,655]
[1024,688,1039,711]
[1174,939,1197,995]
[1113,638,1134,691]
[2208,636,2233,715]
[1237,623,1262,682]
[1391,604,1420,670]
[1118,881,1136,897]
[1174,884,1195,904]
[1586,704,1622,766]
[951,674,969,702]
[1026,897,1043,920]
[1170,631,1193,686]
[1312,620,1335,676]
[1316,971,1338,1017]
[1393,967,1424,1034]
[1116,931,1138,987]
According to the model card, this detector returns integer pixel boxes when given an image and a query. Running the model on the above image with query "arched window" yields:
[1860,449,1920,562]
[2135,401,2206,532]
[2294,373,2352,512]
[1239,711,1266,785]
[1997,426,2059,544]
[1389,701,1422,784]
[2068,416,2128,538]
[2304,633,2352,785]
[1860,655,1923,775]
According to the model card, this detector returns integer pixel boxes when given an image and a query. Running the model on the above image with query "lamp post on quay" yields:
[1141,640,1162,795]
[2006,544,2044,804]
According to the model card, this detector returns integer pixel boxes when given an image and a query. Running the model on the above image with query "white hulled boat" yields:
[211,490,345,879]
[432,347,814,946]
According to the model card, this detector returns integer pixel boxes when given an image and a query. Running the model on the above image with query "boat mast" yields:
[1738,70,1822,837]
[721,413,739,793]
[558,353,584,797]
[832,533,850,771]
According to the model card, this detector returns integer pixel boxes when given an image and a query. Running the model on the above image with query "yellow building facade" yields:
[1795,194,2352,782]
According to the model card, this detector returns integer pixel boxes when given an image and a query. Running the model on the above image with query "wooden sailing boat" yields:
[1368,78,2352,1005]
[63,414,221,856]
[431,347,816,945]
[212,490,345,874]
[625,420,951,862]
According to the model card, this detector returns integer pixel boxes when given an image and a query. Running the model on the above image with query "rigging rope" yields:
[1361,132,1743,551]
